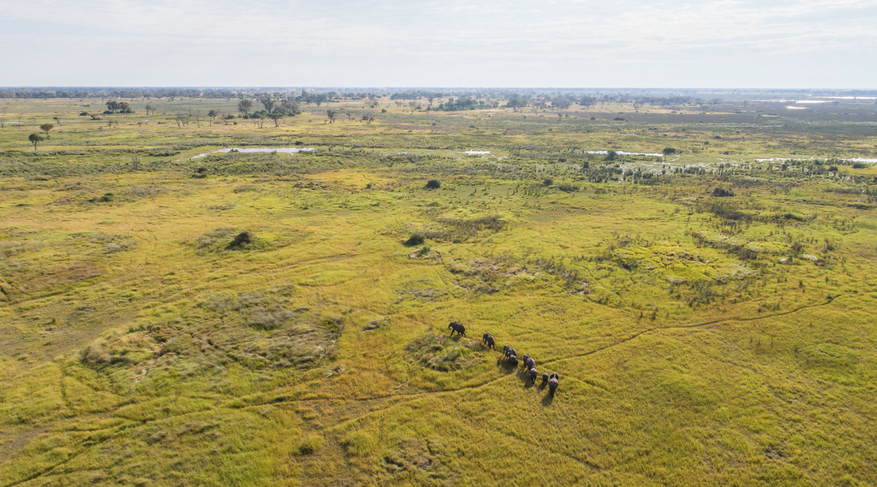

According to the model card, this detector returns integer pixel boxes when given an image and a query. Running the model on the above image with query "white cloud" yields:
[0,0,875,86]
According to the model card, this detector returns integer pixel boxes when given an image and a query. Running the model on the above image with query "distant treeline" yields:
[390,91,446,100]
[3,88,875,104]
[433,97,492,111]
[0,88,384,101]
[0,88,241,99]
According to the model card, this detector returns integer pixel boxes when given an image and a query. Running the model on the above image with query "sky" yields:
[1,0,875,88]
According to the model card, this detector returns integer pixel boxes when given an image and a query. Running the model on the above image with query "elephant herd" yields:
[448,322,560,394]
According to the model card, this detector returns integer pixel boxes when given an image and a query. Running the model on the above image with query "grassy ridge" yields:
[1,98,876,486]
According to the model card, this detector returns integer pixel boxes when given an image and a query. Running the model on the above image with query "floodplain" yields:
[1,91,876,486]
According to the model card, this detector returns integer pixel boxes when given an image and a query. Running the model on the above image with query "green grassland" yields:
[1,95,877,486]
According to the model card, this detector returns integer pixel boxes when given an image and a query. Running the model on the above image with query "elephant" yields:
[482,333,496,350]
[448,321,466,336]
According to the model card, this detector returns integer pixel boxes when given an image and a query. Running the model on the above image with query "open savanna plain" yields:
[1,94,877,486]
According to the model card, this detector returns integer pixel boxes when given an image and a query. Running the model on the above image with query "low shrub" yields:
[229,231,254,248]
[403,233,426,247]
[557,182,578,192]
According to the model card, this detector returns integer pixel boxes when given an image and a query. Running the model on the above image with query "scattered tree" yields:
[506,97,528,111]
[105,100,132,114]
[28,133,44,150]
[552,98,572,109]
[259,97,276,113]
[40,123,54,138]
[326,110,336,123]
[268,112,284,127]
[281,99,300,115]
[253,113,266,128]
[238,99,253,115]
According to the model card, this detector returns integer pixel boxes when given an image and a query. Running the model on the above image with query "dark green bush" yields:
[404,233,426,247]
[557,183,578,192]
[229,231,254,248]
[425,179,441,189]
[88,193,114,203]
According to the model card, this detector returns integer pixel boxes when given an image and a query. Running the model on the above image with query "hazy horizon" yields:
[2,0,876,89]
[2,87,877,93]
